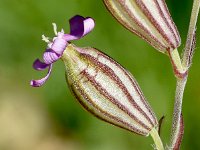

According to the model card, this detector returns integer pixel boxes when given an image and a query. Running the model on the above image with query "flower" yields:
[30,15,158,136]
[103,0,181,53]
[30,15,95,87]
[62,44,158,136]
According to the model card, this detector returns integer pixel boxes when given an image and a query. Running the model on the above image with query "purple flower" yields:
[30,14,159,138]
[30,15,95,87]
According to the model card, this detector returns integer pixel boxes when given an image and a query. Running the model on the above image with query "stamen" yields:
[42,35,50,43]
[61,29,64,33]
[52,23,58,35]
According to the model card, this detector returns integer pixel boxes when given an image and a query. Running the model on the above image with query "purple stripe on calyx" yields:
[81,53,154,128]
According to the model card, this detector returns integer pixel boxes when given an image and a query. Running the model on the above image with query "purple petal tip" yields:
[30,65,53,87]
[69,15,95,38]
[33,59,49,71]
[30,80,41,87]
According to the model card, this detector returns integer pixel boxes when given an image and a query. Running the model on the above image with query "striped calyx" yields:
[62,44,158,136]
[103,0,181,53]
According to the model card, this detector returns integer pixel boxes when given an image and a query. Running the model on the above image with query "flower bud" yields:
[103,0,181,53]
[62,44,158,136]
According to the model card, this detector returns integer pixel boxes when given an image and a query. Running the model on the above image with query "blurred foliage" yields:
[0,0,199,150]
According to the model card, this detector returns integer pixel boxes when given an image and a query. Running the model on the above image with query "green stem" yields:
[169,0,200,149]
[169,78,187,149]
[182,0,200,68]
[150,128,164,150]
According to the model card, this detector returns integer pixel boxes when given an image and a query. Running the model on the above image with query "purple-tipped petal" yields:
[33,59,49,71]
[67,15,95,40]
[30,64,53,87]
[43,49,61,64]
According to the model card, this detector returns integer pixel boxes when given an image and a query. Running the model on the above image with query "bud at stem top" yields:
[103,0,181,53]
[62,44,158,136]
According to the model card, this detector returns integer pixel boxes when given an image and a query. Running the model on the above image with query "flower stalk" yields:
[150,128,164,150]
[168,49,187,79]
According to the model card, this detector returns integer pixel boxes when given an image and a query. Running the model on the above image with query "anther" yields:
[52,23,58,35]
[61,29,64,33]
[42,35,50,43]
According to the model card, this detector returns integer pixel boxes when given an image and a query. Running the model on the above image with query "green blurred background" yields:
[0,0,199,150]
